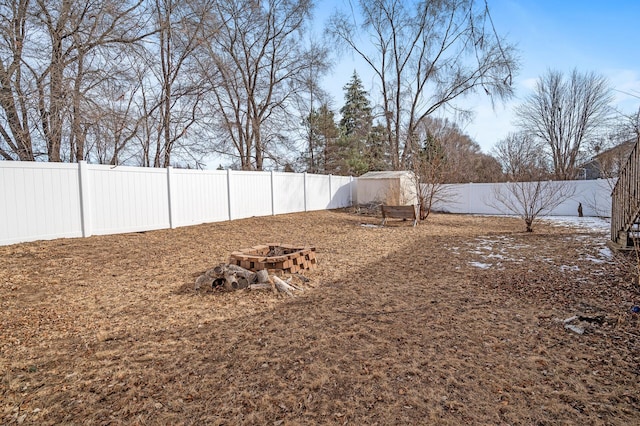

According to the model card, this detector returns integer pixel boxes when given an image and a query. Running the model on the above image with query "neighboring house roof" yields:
[580,139,636,179]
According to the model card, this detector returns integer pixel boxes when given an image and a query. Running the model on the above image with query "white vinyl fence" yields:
[0,161,614,246]
[0,161,354,246]
[431,179,614,217]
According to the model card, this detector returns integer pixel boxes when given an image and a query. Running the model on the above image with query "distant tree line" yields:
[0,0,326,168]
[0,0,519,175]
[1,0,632,185]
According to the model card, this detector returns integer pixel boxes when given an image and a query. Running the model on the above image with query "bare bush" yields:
[492,180,576,232]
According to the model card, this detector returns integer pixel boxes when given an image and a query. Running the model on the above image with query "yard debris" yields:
[561,315,587,335]
[195,263,259,291]
[351,202,383,216]
[561,314,609,335]
[564,324,585,335]
[195,263,308,296]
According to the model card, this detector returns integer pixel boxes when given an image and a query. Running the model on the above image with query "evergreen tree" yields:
[338,71,374,175]
[366,124,390,171]
[305,104,339,174]
[340,72,373,137]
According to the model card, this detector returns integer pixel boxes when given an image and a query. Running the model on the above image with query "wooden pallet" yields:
[229,244,317,273]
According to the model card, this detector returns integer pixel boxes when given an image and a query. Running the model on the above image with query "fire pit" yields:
[229,244,316,273]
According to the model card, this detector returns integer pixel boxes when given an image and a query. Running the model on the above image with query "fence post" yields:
[271,170,276,216]
[167,166,176,229]
[328,174,333,209]
[78,161,92,237]
[303,172,308,212]
[227,169,233,221]
[350,176,354,206]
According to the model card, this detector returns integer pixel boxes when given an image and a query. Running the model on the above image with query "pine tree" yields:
[340,72,372,137]
[366,124,390,171]
[305,104,340,173]
[338,71,374,175]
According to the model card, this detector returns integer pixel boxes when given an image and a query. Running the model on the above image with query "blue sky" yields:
[319,0,640,153]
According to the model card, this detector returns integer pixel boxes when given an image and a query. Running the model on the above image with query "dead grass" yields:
[1,210,639,425]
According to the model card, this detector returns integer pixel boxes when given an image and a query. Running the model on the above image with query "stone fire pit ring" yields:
[229,244,317,274]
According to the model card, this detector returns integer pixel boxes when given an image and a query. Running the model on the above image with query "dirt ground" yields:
[1,210,639,425]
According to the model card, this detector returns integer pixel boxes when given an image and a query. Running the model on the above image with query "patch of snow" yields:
[540,216,610,233]
[578,244,615,264]
[582,255,606,264]
[465,236,534,264]
[486,253,506,259]
[560,264,581,273]
[465,224,612,269]
[469,261,492,269]
[598,246,613,260]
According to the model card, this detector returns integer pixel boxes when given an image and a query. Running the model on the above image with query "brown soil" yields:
[1,210,639,425]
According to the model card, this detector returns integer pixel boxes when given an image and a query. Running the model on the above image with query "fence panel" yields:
[228,171,272,219]
[170,169,229,226]
[469,183,498,215]
[329,176,353,208]
[305,174,331,211]
[88,165,170,235]
[0,162,82,245]
[273,172,305,214]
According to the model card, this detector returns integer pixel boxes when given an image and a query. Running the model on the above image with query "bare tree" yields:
[84,64,149,165]
[198,0,315,170]
[408,115,503,219]
[0,0,151,162]
[492,131,549,180]
[136,0,214,168]
[435,122,503,183]
[0,0,35,161]
[30,0,150,162]
[409,117,453,219]
[328,0,517,169]
[515,69,613,180]
[617,106,640,146]
[412,150,449,220]
[295,40,332,173]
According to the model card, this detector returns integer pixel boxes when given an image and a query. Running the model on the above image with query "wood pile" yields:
[194,263,309,296]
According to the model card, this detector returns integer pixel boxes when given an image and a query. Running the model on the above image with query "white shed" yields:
[356,171,418,206]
